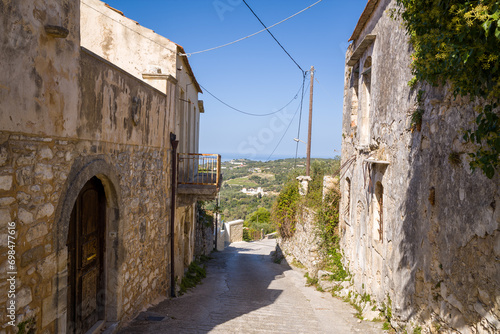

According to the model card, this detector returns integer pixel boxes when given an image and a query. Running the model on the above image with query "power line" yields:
[294,73,307,167]
[242,0,305,74]
[199,81,304,117]
[267,76,309,161]
[180,0,323,57]
[266,101,301,161]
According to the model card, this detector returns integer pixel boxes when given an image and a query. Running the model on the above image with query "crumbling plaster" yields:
[0,0,80,137]
[80,0,177,81]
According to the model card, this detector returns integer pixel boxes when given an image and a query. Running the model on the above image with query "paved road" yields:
[119,239,384,334]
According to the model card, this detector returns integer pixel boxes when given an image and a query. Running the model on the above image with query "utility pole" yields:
[306,66,314,176]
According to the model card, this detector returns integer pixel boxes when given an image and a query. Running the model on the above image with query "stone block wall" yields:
[0,134,170,333]
[193,206,214,258]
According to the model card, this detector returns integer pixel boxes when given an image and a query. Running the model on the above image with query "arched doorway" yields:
[67,176,106,333]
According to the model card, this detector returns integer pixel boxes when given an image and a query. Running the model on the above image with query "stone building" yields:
[0,0,220,333]
[340,0,499,333]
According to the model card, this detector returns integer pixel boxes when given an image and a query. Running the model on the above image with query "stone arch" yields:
[54,156,121,249]
[52,155,122,332]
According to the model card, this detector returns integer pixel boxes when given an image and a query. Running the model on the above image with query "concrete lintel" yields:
[142,73,177,84]
[347,34,376,66]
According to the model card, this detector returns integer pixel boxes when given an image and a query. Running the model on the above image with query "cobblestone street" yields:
[119,239,384,333]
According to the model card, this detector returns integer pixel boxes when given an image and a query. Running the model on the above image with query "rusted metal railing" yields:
[177,153,221,186]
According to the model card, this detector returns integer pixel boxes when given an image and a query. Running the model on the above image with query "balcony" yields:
[177,153,222,200]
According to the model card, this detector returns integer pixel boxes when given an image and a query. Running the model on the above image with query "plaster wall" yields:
[79,49,172,147]
[80,0,177,81]
[340,0,500,332]
[0,0,80,137]
[80,0,204,205]
[80,0,202,156]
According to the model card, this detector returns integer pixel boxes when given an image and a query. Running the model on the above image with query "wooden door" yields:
[67,177,106,333]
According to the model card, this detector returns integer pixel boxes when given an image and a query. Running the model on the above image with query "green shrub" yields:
[271,177,300,239]
[179,261,207,294]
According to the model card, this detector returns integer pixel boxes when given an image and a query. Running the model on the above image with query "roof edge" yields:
[176,45,202,94]
[348,0,380,42]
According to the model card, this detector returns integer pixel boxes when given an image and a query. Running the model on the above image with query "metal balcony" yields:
[177,153,221,200]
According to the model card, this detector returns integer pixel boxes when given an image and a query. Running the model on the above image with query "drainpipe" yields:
[170,133,179,297]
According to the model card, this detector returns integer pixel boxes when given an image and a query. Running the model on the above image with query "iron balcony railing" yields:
[178,153,221,186]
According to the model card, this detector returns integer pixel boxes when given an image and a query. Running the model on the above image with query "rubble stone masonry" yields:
[340,0,500,332]
[0,133,171,333]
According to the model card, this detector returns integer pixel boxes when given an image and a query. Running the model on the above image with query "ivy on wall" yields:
[396,0,500,178]
[315,189,348,281]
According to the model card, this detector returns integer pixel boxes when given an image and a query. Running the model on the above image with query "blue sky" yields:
[104,0,367,160]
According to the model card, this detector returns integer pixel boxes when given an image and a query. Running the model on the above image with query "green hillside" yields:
[214,157,338,223]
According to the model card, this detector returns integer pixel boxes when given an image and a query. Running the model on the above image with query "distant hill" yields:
[215,157,337,222]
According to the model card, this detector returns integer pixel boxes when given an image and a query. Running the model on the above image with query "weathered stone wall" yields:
[229,223,243,243]
[279,208,322,275]
[0,1,211,332]
[174,204,196,279]
[194,210,214,258]
[0,135,170,333]
[340,0,500,332]
[0,46,175,333]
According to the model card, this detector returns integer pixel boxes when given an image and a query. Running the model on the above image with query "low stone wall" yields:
[278,208,322,275]
[224,220,244,244]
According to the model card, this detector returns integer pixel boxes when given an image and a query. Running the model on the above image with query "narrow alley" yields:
[119,239,383,334]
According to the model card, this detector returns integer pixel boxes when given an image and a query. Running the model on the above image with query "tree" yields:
[246,207,270,225]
